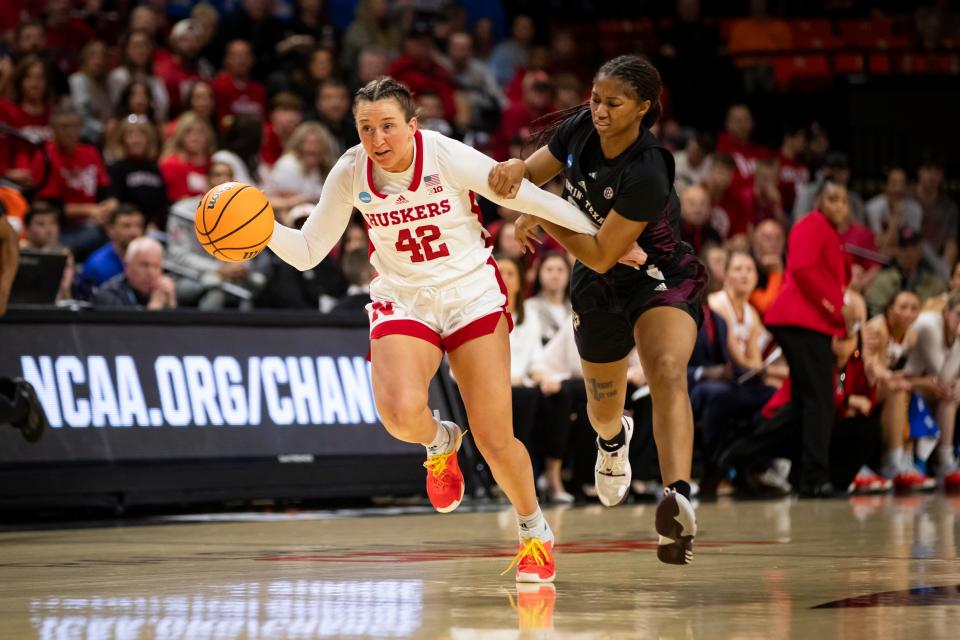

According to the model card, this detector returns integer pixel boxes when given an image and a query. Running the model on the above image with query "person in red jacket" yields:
[764,180,855,497]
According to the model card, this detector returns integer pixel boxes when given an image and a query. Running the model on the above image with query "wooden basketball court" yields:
[2,495,958,638]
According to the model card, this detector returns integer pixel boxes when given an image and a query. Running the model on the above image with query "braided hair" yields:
[354,76,417,120]
[528,54,663,150]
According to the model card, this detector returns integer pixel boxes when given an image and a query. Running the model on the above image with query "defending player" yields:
[268,77,644,582]
[489,55,705,565]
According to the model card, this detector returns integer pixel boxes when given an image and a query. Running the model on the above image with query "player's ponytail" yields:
[526,102,590,154]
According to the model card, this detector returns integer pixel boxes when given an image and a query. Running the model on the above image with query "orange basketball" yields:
[194,182,275,262]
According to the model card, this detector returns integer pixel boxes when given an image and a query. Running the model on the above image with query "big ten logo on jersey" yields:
[424,173,443,194]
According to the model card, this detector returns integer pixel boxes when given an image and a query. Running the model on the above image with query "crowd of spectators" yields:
[1,0,959,500]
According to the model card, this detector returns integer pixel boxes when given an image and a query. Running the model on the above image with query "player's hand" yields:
[617,243,647,269]
[488,158,526,199]
[514,214,542,254]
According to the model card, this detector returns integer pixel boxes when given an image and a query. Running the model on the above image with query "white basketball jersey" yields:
[349,130,492,288]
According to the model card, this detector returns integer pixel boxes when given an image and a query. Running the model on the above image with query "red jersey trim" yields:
[366,129,424,200]
[370,318,442,349]
[443,312,503,352]
[468,191,493,248]
[488,257,515,333]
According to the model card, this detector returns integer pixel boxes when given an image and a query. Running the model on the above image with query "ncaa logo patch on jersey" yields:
[359,191,372,204]
[566,153,573,168]
[603,186,614,200]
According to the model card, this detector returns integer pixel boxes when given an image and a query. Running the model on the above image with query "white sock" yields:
[938,446,957,469]
[882,448,904,476]
[517,506,554,543]
[425,419,454,456]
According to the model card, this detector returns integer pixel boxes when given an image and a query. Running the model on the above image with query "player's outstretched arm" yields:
[268,155,356,271]
[537,209,648,274]
[442,138,598,236]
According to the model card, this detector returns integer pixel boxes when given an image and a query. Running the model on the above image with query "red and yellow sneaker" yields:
[422,425,465,513]
[502,538,556,583]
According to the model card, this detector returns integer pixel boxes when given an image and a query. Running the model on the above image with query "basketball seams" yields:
[199,200,271,246]
[212,231,275,253]
[195,188,217,238]
[206,185,252,236]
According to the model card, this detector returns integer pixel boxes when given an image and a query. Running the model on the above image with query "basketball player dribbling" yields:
[489,55,705,565]
[267,77,645,582]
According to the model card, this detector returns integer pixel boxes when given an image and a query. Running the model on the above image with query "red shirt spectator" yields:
[0,1,29,33]
[19,105,117,247]
[260,93,303,168]
[494,70,554,160]
[31,140,110,207]
[388,31,457,121]
[702,153,751,239]
[211,74,266,126]
[159,112,215,201]
[153,19,206,113]
[739,157,787,229]
[261,123,284,167]
[838,221,881,271]
[43,3,97,74]
[6,101,52,140]
[716,104,768,187]
[761,348,873,420]
[211,40,266,127]
[777,127,809,213]
[0,98,40,182]
[764,208,849,337]
[159,155,210,201]
[6,56,54,143]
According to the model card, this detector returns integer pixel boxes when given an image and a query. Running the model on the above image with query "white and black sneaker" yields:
[594,416,633,507]
[655,488,696,565]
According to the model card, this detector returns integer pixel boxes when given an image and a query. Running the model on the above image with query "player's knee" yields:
[376,393,428,435]
[472,429,512,461]
[647,352,687,391]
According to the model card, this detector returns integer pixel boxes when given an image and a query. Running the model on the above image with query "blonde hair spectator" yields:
[266,122,338,211]
[163,111,217,160]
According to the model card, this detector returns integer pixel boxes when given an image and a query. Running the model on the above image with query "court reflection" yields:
[29,579,424,639]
